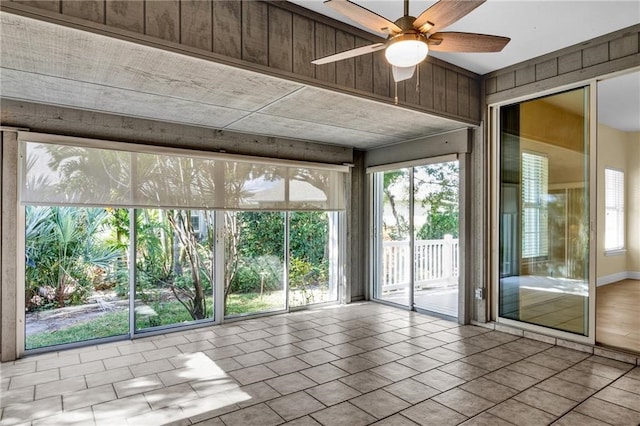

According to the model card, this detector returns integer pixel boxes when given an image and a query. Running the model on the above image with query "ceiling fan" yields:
[312,0,510,82]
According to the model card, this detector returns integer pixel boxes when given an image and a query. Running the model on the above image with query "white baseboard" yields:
[597,271,640,286]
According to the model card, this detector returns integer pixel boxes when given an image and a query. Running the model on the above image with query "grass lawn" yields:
[26,310,130,350]
[26,292,285,349]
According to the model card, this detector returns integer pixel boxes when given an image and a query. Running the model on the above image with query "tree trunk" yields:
[384,188,403,238]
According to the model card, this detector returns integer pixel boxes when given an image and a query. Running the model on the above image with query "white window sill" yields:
[604,249,626,256]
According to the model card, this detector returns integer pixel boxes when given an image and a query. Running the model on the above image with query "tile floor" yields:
[1,302,639,426]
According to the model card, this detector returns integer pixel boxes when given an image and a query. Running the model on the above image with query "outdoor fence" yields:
[381,235,459,294]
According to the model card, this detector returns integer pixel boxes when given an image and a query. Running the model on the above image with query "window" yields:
[19,134,346,351]
[521,152,549,258]
[604,168,625,251]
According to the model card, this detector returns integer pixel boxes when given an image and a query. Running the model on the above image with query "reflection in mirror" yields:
[499,87,590,335]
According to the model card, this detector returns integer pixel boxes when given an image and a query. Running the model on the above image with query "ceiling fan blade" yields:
[413,0,486,33]
[312,43,386,65]
[324,0,401,35]
[392,65,416,82]
[427,32,510,52]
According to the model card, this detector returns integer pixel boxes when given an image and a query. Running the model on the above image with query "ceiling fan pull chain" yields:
[394,80,398,105]
[416,63,420,93]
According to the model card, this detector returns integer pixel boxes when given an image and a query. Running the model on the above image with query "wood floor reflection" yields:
[596,279,640,353]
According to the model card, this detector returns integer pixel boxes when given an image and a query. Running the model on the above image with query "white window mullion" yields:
[522,152,549,258]
[604,168,625,251]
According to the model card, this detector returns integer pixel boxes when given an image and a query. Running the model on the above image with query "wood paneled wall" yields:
[485,24,640,104]
[6,0,481,124]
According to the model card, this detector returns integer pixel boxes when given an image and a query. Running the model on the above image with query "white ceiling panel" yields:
[0,13,305,112]
[226,112,402,148]
[2,1,637,150]
[259,86,465,139]
[0,69,251,129]
[0,11,470,149]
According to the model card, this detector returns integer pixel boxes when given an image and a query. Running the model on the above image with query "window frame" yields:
[520,150,549,260]
[604,167,625,254]
[15,131,347,356]
[490,80,597,346]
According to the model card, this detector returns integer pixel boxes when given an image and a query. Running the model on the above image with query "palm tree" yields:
[26,206,121,308]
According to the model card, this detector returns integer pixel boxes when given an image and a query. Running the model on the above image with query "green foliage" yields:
[25,206,123,309]
[380,163,460,240]
[134,210,173,302]
[417,211,459,239]
[133,209,214,321]
[289,257,327,289]
[231,255,283,294]
[26,204,331,329]
[237,212,285,258]
[415,162,459,240]
[105,208,130,249]
[289,257,313,289]
[288,257,329,306]
[382,169,410,239]
[415,162,459,239]
[228,212,329,296]
[290,212,328,263]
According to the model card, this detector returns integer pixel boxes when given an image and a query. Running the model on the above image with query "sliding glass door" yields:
[24,206,130,349]
[289,212,339,307]
[498,87,590,335]
[224,211,286,317]
[19,136,346,352]
[372,159,460,318]
[375,168,412,307]
[413,162,460,317]
[134,209,215,331]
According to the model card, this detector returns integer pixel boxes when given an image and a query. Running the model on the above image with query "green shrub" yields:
[231,255,282,294]
[290,257,328,289]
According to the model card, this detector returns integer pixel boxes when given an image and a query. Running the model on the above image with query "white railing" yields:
[382,235,459,293]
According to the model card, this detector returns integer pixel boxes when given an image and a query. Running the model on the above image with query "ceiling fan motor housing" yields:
[385,32,429,67]
[393,15,419,32]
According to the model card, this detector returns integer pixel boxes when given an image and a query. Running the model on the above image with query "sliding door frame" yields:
[368,153,470,323]
[489,80,598,345]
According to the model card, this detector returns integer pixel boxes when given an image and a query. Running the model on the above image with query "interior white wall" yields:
[596,125,640,285]
[626,132,640,276]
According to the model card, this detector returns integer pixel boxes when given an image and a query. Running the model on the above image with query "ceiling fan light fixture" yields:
[385,33,429,67]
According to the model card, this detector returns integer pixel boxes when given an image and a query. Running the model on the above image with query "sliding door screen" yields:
[499,87,590,335]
